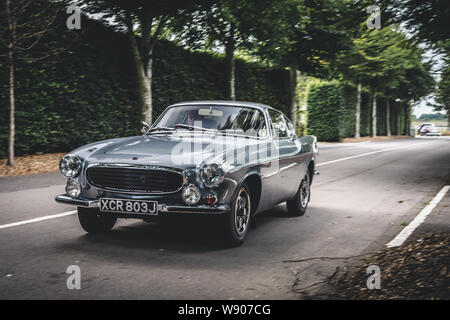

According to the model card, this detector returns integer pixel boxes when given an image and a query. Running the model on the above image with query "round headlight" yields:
[60,155,82,178]
[182,185,201,205]
[200,163,224,188]
[66,180,81,198]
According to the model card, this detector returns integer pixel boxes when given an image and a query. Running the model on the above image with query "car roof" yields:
[169,100,277,112]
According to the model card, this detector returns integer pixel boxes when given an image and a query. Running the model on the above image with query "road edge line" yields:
[386,185,450,248]
[0,210,77,230]
[316,141,433,167]
[318,141,371,148]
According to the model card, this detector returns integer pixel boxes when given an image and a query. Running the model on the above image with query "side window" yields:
[225,108,267,137]
[284,115,296,138]
[269,109,288,139]
[250,109,268,137]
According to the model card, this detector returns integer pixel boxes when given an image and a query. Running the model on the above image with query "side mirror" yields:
[141,121,150,134]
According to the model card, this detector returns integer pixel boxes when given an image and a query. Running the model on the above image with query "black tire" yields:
[286,172,311,217]
[221,182,252,247]
[77,207,117,234]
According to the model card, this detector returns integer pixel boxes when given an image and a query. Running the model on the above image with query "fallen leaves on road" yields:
[0,153,66,177]
[332,233,450,300]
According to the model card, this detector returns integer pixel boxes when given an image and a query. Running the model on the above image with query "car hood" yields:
[77,133,263,169]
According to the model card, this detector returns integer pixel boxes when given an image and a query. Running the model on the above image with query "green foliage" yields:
[168,0,251,51]
[341,25,434,100]
[249,0,355,74]
[0,17,289,158]
[434,63,450,120]
[418,113,447,121]
[307,81,343,141]
[296,74,316,136]
[390,0,450,48]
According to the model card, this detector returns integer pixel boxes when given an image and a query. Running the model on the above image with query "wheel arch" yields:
[307,159,315,184]
[236,171,262,216]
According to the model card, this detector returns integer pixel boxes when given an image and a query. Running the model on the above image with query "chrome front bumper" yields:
[55,194,99,207]
[55,194,231,214]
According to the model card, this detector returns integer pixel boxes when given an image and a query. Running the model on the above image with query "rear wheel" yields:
[286,172,311,216]
[222,183,252,247]
[77,207,117,234]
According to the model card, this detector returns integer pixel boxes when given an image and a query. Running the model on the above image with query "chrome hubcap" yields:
[234,188,251,236]
[300,174,310,208]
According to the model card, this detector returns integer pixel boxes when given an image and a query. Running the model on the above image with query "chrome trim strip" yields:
[84,163,188,195]
[159,204,230,214]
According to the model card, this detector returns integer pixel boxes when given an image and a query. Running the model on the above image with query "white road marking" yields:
[317,141,433,167]
[414,135,450,140]
[386,185,450,248]
[0,210,77,230]
[318,141,371,148]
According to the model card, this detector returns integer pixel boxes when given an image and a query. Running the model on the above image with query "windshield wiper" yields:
[174,124,217,133]
[146,127,174,134]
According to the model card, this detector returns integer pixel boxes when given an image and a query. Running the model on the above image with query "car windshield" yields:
[153,105,268,137]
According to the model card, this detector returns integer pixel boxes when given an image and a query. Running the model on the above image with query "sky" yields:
[413,97,444,118]
[412,47,446,118]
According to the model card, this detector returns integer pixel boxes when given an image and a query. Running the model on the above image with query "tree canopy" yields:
[390,0,450,50]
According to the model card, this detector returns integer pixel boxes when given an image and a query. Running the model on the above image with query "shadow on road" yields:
[53,202,334,272]
[59,204,290,253]
[78,205,288,252]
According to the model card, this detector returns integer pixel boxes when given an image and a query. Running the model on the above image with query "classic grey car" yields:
[56,101,319,246]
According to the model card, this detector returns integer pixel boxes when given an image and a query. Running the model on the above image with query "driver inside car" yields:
[183,109,218,130]
[185,109,200,127]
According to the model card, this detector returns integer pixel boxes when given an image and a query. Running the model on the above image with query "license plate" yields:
[99,198,158,215]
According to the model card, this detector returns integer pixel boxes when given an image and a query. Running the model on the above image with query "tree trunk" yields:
[289,61,299,132]
[396,111,401,135]
[128,28,152,124]
[372,89,377,138]
[225,45,235,101]
[386,96,391,136]
[447,112,450,131]
[6,0,15,166]
[355,82,361,139]
[143,57,153,125]
[7,50,15,166]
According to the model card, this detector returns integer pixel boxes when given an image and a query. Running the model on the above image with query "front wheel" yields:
[286,172,311,216]
[77,207,117,234]
[221,183,252,247]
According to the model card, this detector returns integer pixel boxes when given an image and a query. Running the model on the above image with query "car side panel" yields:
[271,138,305,204]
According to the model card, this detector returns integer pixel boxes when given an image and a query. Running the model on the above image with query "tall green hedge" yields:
[306,81,343,141]
[306,81,408,141]
[0,17,289,158]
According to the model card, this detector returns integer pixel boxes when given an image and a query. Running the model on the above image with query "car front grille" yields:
[86,166,184,193]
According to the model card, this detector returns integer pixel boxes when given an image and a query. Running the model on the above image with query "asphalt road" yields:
[0,137,449,299]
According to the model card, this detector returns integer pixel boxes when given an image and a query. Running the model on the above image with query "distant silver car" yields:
[418,123,440,136]
[55,101,318,246]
